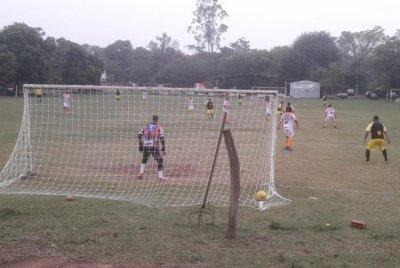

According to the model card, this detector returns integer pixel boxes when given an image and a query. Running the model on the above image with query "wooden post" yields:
[223,128,240,239]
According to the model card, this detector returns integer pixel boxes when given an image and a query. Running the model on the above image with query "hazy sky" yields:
[1,0,399,51]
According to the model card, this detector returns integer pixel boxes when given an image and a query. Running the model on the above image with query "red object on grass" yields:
[351,220,366,229]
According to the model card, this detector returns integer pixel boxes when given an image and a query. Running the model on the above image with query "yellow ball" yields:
[255,190,268,201]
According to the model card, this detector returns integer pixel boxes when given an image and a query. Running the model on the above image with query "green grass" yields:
[1,96,400,266]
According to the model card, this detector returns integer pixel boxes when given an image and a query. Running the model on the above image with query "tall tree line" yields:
[1,22,400,92]
[0,23,103,87]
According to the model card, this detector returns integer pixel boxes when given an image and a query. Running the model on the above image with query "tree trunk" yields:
[355,59,361,95]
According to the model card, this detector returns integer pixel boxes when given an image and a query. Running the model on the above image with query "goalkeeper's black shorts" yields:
[142,146,162,164]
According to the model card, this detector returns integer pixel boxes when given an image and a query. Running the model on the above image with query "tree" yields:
[372,33,400,88]
[148,32,173,53]
[156,32,172,54]
[269,46,305,81]
[292,31,339,76]
[230,37,250,53]
[130,47,154,84]
[0,51,17,83]
[103,40,134,83]
[146,33,184,84]
[0,23,50,86]
[310,62,354,95]
[188,0,228,53]
[337,26,386,94]
[48,38,103,85]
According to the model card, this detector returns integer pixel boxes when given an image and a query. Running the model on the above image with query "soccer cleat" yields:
[140,163,146,174]
[158,170,167,181]
[385,160,390,163]
[334,125,337,128]
[137,173,144,180]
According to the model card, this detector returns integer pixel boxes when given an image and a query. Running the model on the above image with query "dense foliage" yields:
[0,23,103,87]
[1,22,399,92]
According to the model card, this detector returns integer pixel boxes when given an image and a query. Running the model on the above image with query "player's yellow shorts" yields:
[207,109,214,116]
[367,139,385,150]
[116,95,121,101]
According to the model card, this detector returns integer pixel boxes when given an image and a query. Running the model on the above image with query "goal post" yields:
[0,84,290,210]
[0,90,32,187]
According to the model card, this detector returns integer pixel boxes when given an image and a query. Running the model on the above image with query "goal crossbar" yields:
[24,84,279,95]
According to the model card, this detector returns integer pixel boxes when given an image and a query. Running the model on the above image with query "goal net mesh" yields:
[0,85,290,210]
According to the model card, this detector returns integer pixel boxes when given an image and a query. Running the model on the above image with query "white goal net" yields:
[0,84,290,210]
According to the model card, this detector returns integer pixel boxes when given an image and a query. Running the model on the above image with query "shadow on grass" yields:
[0,208,21,218]
[269,220,297,231]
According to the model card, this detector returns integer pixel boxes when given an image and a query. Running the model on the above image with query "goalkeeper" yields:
[137,115,166,180]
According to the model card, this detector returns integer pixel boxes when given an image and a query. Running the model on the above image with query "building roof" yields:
[291,80,319,84]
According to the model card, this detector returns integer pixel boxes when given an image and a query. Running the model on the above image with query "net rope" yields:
[0,85,290,210]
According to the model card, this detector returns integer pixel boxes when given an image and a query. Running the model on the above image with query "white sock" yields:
[158,170,163,179]
[140,164,146,174]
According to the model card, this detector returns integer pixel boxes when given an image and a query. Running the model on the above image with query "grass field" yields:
[0,96,400,267]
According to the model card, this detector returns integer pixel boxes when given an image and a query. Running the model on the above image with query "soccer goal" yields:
[0,84,290,210]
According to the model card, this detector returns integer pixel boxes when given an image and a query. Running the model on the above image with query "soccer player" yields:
[35,87,43,103]
[277,101,284,117]
[323,104,336,128]
[265,95,272,119]
[285,102,295,113]
[137,115,166,180]
[237,93,243,105]
[115,89,121,101]
[62,91,72,113]
[223,95,230,123]
[278,106,299,151]
[205,98,214,120]
[186,97,194,114]
[322,96,327,108]
[364,115,391,163]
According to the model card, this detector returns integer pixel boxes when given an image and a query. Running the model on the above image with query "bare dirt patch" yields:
[1,257,136,268]
[92,163,204,180]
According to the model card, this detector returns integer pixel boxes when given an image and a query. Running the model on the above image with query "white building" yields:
[290,80,320,98]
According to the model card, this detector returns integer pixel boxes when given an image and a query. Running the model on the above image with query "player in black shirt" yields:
[205,98,214,120]
[364,115,391,162]
[115,89,121,101]
[322,96,327,107]
[137,115,166,180]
